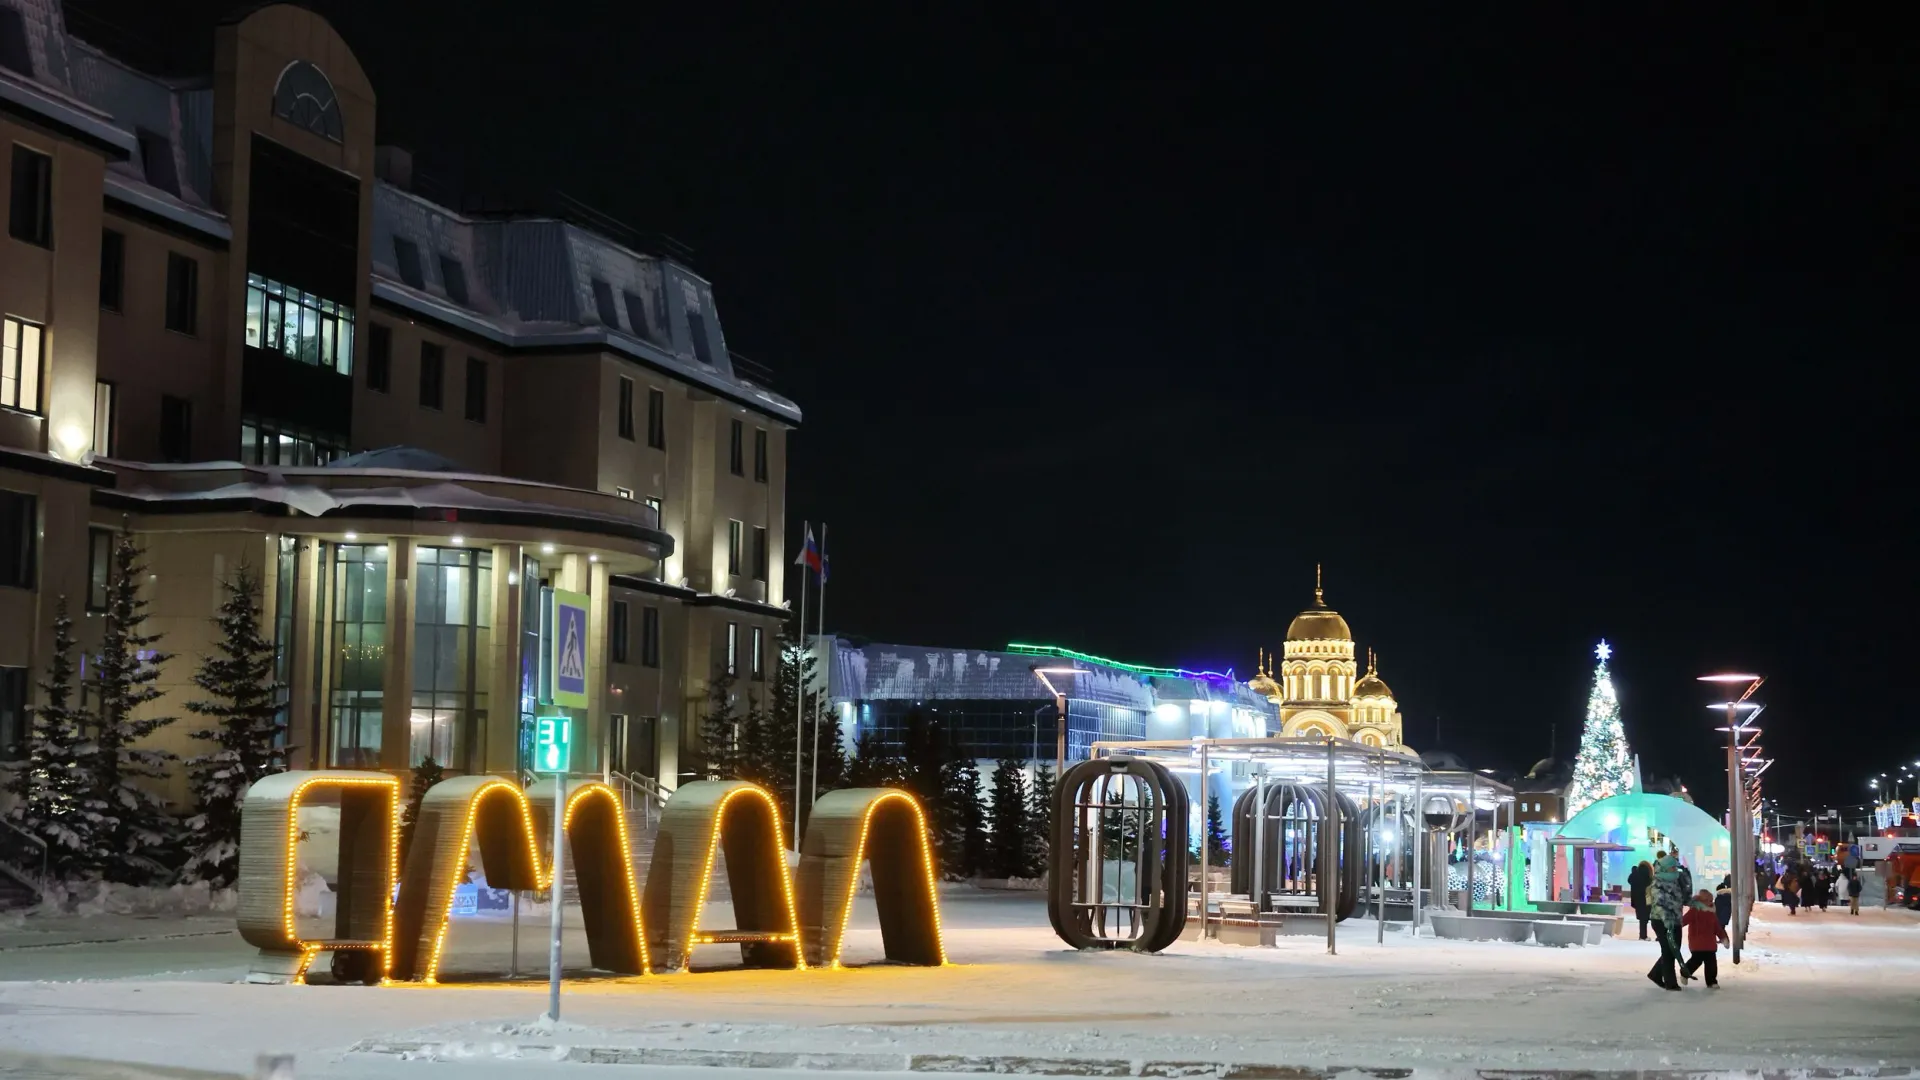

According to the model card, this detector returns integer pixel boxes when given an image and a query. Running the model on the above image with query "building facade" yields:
[823,639,1278,765]
[0,2,793,800]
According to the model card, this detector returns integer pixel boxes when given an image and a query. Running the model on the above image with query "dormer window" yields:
[393,238,424,288]
[273,61,344,143]
[439,254,469,305]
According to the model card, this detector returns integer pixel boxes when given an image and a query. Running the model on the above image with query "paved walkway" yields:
[2,893,1917,1074]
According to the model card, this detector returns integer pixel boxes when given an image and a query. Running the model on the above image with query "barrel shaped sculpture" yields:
[236,771,946,982]
[1228,782,1364,922]
[1046,757,1190,952]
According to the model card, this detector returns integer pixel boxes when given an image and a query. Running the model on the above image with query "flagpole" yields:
[809,524,827,816]
[791,522,808,851]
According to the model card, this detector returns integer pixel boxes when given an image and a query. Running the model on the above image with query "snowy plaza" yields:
[4,889,1920,1078]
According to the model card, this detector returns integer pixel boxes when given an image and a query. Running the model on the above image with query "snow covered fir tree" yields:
[2,599,110,883]
[181,564,287,887]
[89,532,180,883]
[1564,639,1634,817]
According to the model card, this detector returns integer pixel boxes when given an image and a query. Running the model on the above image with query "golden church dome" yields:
[1354,672,1393,699]
[1287,606,1352,642]
[1286,565,1352,642]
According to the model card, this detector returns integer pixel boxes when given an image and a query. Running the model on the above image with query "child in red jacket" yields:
[1680,889,1730,988]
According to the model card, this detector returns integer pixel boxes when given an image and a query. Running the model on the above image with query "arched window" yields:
[273,61,343,142]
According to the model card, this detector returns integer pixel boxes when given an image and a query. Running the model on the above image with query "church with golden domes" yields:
[1246,568,1411,751]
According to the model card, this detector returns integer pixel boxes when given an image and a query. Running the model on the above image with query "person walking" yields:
[1814,869,1832,913]
[1680,889,1730,988]
[1629,860,1653,940]
[1714,875,1734,929]
[1780,868,1800,915]
[1646,850,1685,991]
[1847,870,1863,915]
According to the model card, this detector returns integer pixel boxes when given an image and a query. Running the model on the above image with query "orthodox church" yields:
[1247,569,1411,751]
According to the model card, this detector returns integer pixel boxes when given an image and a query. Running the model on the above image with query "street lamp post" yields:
[1700,672,1763,966]
[1031,667,1083,778]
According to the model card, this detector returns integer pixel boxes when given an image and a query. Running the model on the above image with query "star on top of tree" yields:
[1595,639,1612,662]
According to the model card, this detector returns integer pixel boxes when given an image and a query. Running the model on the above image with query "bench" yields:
[1531,921,1592,947]
[1426,912,1530,942]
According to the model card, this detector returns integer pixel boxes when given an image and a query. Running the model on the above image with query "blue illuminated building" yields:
[820,638,1277,766]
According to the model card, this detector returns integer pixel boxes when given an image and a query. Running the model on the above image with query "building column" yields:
[485,542,523,777]
[379,537,415,773]
[285,537,325,770]
[588,559,611,781]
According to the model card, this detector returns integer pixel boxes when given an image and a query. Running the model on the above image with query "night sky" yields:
[75,3,1915,818]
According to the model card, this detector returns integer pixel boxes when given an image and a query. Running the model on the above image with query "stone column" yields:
[587,558,611,780]
[484,543,524,777]
[286,537,325,770]
[379,537,415,773]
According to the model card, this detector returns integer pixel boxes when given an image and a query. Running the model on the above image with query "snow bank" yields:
[35,880,237,918]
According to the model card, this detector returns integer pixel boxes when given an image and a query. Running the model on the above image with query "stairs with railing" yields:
[0,818,49,911]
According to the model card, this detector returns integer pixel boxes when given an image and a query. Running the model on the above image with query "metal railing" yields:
[609,771,671,830]
[0,816,50,897]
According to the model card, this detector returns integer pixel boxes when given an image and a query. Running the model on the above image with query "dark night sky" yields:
[74,3,1916,817]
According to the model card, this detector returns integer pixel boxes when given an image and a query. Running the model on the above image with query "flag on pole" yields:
[795,523,828,583]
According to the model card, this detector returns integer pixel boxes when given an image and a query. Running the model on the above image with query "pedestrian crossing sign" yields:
[547,588,590,709]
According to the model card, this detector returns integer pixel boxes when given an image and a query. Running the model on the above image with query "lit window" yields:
[615,487,633,499]
[2,317,45,414]
[750,626,764,680]
[244,272,354,374]
[725,622,739,676]
[93,381,115,456]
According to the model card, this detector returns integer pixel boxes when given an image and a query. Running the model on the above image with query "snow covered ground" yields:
[3,890,1918,1076]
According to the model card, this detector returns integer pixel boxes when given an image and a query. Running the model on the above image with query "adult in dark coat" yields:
[1629,860,1653,940]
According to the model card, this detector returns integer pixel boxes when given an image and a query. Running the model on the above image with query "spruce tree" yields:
[1565,640,1634,817]
[943,756,987,879]
[696,672,743,780]
[1202,793,1229,865]
[2,598,110,881]
[846,731,902,788]
[986,758,1032,879]
[400,755,445,860]
[1026,760,1054,877]
[181,564,286,887]
[89,531,177,882]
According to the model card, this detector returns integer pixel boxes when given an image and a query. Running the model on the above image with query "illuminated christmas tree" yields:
[1565,640,1634,816]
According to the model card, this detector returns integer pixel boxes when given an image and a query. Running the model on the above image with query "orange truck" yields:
[1857,835,1920,909]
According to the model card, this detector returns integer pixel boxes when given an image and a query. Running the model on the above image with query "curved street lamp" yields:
[1699,672,1763,965]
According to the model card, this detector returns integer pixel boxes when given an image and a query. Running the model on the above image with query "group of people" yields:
[1627,850,1731,991]
[1763,862,1862,915]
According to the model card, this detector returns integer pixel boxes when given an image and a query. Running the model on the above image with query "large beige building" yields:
[1247,571,1409,751]
[0,2,795,801]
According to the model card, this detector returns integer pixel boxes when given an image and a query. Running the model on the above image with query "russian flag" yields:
[794,523,829,584]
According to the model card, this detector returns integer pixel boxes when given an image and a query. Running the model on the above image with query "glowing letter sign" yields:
[239,775,945,982]
[535,715,571,774]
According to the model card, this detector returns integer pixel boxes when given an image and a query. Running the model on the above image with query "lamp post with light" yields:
[1030,666,1085,778]
[1700,672,1763,964]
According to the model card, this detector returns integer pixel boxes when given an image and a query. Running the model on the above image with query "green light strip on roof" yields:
[1005,642,1184,678]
